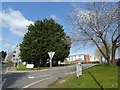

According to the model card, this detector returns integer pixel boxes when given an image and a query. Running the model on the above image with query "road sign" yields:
[48,51,55,84]
[48,51,55,59]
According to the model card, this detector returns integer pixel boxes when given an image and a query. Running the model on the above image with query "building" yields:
[66,54,100,64]
[89,55,100,62]
[4,52,13,62]
[4,45,21,63]
[11,45,21,63]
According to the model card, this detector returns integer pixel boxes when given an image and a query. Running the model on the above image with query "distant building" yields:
[11,45,21,63]
[4,52,13,62]
[66,54,100,64]
[89,55,100,62]
[4,45,21,63]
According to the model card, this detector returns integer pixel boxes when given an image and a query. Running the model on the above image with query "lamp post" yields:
[48,51,55,84]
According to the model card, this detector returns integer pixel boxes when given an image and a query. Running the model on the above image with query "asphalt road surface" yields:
[0,65,10,90]
[2,64,96,89]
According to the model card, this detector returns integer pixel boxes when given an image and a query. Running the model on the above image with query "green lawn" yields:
[48,64,119,89]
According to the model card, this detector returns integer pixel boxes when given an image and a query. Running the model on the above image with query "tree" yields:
[95,44,112,63]
[68,2,119,65]
[20,18,71,67]
[95,43,112,57]
[0,51,7,61]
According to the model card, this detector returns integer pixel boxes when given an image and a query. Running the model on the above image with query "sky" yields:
[1,2,118,56]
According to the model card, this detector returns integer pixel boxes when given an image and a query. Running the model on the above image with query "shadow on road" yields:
[2,72,28,90]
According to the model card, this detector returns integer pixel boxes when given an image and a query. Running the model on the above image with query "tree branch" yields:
[78,26,107,58]
[112,25,119,42]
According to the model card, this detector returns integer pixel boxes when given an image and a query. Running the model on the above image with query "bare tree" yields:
[95,43,112,58]
[68,2,120,65]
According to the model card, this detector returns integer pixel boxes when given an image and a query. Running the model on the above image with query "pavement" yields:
[7,65,75,72]
[8,67,16,71]
[1,64,96,89]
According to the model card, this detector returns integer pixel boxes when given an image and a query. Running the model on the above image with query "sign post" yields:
[48,51,55,84]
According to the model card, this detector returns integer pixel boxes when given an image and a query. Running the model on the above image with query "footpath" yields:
[7,65,76,72]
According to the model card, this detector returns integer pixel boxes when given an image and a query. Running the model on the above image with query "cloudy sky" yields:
[1,1,118,56]
[1,2,72,52]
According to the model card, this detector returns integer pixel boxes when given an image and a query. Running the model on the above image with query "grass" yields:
[48,64,119,89]
[16,64,74,71]
[88,65,118,88]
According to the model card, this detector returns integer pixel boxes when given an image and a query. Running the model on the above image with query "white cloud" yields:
[2,43,16,51]
[50,14,57,20]
[0,8,34,37]
[0,37,2,42]
[0,37,15,51]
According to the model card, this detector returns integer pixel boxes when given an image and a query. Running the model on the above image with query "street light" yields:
[48,51,55,84]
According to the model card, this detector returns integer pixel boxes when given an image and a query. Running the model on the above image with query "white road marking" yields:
[2,79,6,86]
[2,67,9,78]
[28,77,35,79]
[65,71,75,75]
[0,79,6,89]
[35,74,49,79]
[28,74,49,79]
[23,77,51,88]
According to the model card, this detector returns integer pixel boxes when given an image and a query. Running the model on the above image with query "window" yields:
[13,55,15,57]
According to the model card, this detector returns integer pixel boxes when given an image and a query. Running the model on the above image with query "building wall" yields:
[84,55,90,62]
[66,54,86,62]
[66,54,100,63]
[79,55,84,61]
[5,45,21,63]
[89,55,100,62]
[11,45,21,62]
[4,52,13,62]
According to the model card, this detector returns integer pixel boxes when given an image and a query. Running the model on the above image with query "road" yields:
[2,64,96,89]
[1,66,9,75]
[0,65,10,90]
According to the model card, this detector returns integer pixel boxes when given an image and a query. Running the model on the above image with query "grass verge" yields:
[48,64,118,89]
[16,64,49,71]
[16,64,74,71]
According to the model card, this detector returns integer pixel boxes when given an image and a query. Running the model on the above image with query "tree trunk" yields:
[53,60,58,66]
[105,56,110,65]
[111,43,117,65]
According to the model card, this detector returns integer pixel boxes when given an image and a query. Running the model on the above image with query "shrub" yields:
[6,60,14,66]
[16,64,27,70]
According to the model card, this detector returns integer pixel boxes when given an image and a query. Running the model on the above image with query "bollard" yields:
[76,62,82,78]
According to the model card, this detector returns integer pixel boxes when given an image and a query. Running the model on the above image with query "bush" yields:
[16,64,27,70]
[6,60,14,66]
